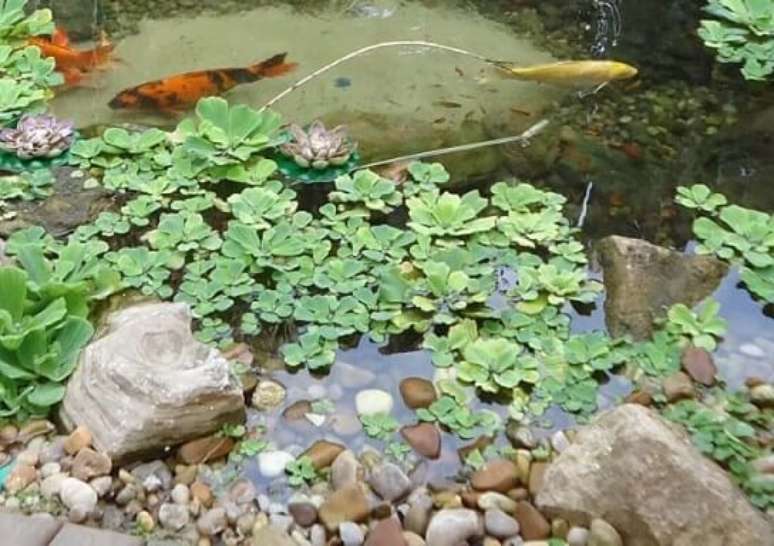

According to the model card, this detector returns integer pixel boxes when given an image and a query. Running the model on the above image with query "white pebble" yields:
[739,343,765,358]
[258,451,295,478]
[354,389,394,417]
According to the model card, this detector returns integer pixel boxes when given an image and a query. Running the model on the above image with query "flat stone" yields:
[283,400,313,421]
[425,508,483,546]
[301,440,346,470]
[63,426,92,455]
[340,521,365,546]
[5,463,37,493]
[71,448,112,481]
[681,346,716,386]
[567,526,590,546]
[0,512,63,546]
[401,422,441,459]
[252,379,286,410]
[750,384,774,408]
[528,462,548,496]
[331,450,364,489]
[365,516,407,546]
[289,502,318,527]
[399,377,437,409]
[177,435,234,464]
[471,459,519,492]
[596,236,727,340]
[59,302,245,464]
[536,404,773,546]
[662,371,695,402]
[258,450,295,478]
[478,491,518,513]
[588,519,623,546]
[355,389,394,416]
[252,526,295,546]
[368,462,412,502]
[485,508,520,539]
[59,477,98,515]
[514,501,550,540]
[318,484,370,531]
[49,522,143,546]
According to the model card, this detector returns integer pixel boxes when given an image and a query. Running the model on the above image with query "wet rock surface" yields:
[59,302,245,464]
[536,404,773,546]
[596,236,727,340]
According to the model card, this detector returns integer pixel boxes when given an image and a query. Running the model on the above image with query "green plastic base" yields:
[0,149,72,173]
[272,149,361,184]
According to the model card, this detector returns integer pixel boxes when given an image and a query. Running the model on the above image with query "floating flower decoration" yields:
[280,120,357,170]
[0,114,76,160]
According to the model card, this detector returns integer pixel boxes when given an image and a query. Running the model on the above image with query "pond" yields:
[0,0,772,544]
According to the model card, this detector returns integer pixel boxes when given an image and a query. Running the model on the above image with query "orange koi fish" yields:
[108,53,298,113]
[29,27,117,86]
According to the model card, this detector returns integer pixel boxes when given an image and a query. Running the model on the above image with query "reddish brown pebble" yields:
[178,435,234,465]
[681,345,717,386]
[471,459,519,493]
[400,422,441,459]
[625,390,653,406]
[399,377,437,409]
[514,501,550,540]
[301,440,346,470]
[365,516,407,546]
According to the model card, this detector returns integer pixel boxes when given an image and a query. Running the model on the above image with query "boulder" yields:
[60,302,245,464]
[536,404,773,546]
[595,236,727,340]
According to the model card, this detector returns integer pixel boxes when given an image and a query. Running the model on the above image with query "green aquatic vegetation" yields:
[629,331,682,377]
[360,412,399,440]
[280,328,338,370]
[104,247,178,299]
[407,189,497,239]
[664,301,727,351]
[410,260,490,325]
[0,169,53,206]
[293,294,370,335]
[346,224,415,263]
[230,438,268,463]
[170,193,220,213]
[103,127,168,156]
[698,0,774,80]
[458,337,536,393]
[483,307,571,350]
[423,319,478,368]
[509,258,602,314]
[285,456,319,487]
[246,287,295,324]
[195,316,232,346]
[675,184,728,213]
[143,212,222,254]
[464,444,517,470]
[74,211,131,239]
[176,258,255,318]
[417,395,500,440]
[408,161,450,185]
[222,216,315,267]
[385,441,412,460]
[664,397,772,509]
[329,170,402,212]
[0,77,47,123]
[227,181,297,228]
[490,181,566,213]
[121,196,163,227]
[312,257,369,294]
[0,239,121,417]
[0,0,54,40]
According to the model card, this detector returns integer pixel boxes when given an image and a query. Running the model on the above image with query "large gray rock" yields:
[536,404,773,546]
[595,236,727,340]
[60,302,245,464]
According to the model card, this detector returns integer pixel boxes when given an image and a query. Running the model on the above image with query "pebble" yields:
[171,483,190,504]
[175,464,198,485]
[191,481,214,507]
[339,521,365,546]
[41,473,67,498]
[115,483,139,505]
[197,507,227,536]
[63,426,92,455]
[102,505,126,530]
[506,423,536,450]
[252,379,287,410]
[425,508,483,546]
[588,519,623,546]
[739,343,765,358]
[258,450,295,477]
[131,460,172,491]
[403,531,426,546]
[289,502,319,527]
[158,501,190,531]
[318,484,370,531]
[302,440,346,469]
[59,477,98,515]
[368,462,412,502]
[399,377,437,409]
[71,448,112,481]
[355,389,394,416]
[236,512,256,535]
[331,413,362,436]
[38,437,66,465]
[513,501,550,540]
[550,430,571,453]
[178,435,234,465]
[334,361,376,389]
[471,459,519,493]
[662,372,695,402]
[270,514,294,533]
[310,524,327,546]
[136,510,155,533]
[405,490,434,536]
[0,424,17,445]
[365,516,404,546]
[401,423,441,459]
[750,384,774,408]
[252,526,296,546]
[331,450,363,489]
[478,491,517,513]
[485,508,520,538]
[90,476,113,497]
[283,400,313,421]
[567,526,590,546]
[681,346,717,386]
[40,462,61,478]
[528,462,548,496]
[5,464,37,493]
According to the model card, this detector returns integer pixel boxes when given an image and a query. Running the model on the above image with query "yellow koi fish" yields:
[491,60,638,89]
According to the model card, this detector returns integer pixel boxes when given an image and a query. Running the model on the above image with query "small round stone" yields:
[485,508,520,539]
[339,521,365,546]
[354,389,394,416]
[171,483,190,505]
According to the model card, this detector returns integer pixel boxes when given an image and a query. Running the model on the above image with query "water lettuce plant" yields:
[698,0,774,80]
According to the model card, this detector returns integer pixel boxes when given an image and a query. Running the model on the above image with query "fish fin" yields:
[52,27,70,47]
[248,53,298,79]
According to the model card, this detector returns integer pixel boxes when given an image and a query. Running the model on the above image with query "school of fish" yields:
[28,28,639,113]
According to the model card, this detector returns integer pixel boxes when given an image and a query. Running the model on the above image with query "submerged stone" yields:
[59,302,245,464]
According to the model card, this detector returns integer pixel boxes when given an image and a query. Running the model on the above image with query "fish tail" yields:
[246,53,298,80]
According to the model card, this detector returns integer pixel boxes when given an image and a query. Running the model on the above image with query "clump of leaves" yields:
[280,329,338,370]
[698,0,774,80]
[664,301,727,351]
[285,456,319,487]
[360,412,399,440]
[664,395,772,509]
[675,184,728,213]
[0,169,53,210]
[0,241,120,418]
[329,169,402,213]
[417,395,500,439]
[407,189,496,239]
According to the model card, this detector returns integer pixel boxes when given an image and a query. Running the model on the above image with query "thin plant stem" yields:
[260,40,494,111]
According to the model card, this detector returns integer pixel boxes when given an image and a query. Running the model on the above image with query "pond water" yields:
[26,0,774,494]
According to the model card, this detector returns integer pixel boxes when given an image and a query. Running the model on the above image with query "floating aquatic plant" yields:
[280,120,357,170]
[0,113,74,159]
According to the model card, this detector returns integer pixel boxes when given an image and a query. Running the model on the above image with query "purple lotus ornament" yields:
[280,120,356,170]
[0,114,75,160]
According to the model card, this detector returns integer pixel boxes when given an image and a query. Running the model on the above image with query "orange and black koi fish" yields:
[108,53,298,113]
[29,27,117,86]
